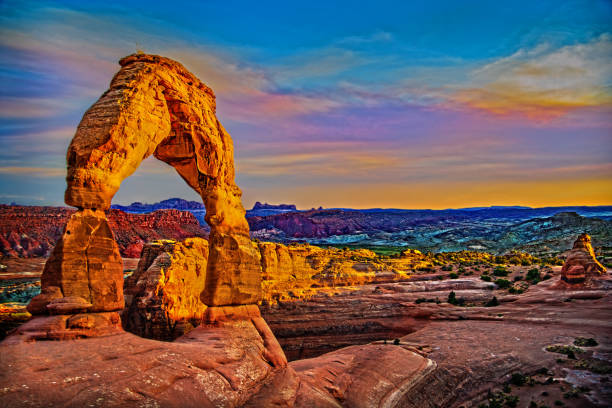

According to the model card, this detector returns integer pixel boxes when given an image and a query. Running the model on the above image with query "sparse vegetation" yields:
[509,372,527,386]
[573,337,598,347]
[495,279,511,289]
[481,275,492,282]
[485,296,499,307]
[526,268,541,283]
[493,266,510,277]
[447,291,465,306]
[478,390,519,408]
[545,345,583,359]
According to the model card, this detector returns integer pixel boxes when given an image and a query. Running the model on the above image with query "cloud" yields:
[448,34,612,120]
[336,31,394,45]
[0,166,65,177]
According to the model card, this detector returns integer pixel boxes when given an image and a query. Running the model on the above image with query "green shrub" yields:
[545,345,583,359]
[447,291,465,306]
[481,275,492,282]
[526,268,541,282]
[574,337,598,347]
[493,266,509,277]
[485,296,499,307]
[393,338,400,345]
[449,272,459,279]
[495,279,511,289]
[510,372,527,386]
[415,298,427,304]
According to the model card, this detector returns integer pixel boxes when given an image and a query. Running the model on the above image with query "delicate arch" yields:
[32,54,261,316]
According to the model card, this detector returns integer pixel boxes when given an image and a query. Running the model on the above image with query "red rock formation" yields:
[61,53,260,307]
[0,205,207,258]
[122,239,417,340]
[122,239,210,340]
[29,53,262,331]
[1,320,435,407]
[561,233,606,284]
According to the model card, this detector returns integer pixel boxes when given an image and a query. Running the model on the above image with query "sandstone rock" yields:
[1,318,436,407]
[31,53,262,325]
[197,304,288,368]
[63,53,260,306]
[122,239,413,340]
[45,296,93,315]
[37,209,123,314]
[561,233,606,283]
[26,286,62,315]
[291,343,435,408]
[4,312,122,344]
[123,239,209,340]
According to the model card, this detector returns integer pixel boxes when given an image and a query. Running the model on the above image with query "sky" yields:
[0,0,611,210]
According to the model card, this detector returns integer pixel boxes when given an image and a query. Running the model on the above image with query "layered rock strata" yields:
[0,205,208,258]
[561,233,606,284]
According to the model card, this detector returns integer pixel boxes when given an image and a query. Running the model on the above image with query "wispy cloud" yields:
[447,34,612,120]
[0,166,65,177]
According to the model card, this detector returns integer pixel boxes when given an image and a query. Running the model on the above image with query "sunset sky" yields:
[1,0,611,209]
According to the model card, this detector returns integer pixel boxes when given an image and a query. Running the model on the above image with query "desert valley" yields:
[0,52,610,408]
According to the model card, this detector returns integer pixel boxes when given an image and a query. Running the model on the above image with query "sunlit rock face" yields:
[28,54,261,336]
[561,233,606,284]
[34,209,123,314]
[122,239,416,340]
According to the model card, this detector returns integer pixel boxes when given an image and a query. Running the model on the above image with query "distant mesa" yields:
[252,201,297,211]
[111,197,206,213]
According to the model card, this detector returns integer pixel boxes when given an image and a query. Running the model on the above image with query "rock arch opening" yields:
[28,54,262,323]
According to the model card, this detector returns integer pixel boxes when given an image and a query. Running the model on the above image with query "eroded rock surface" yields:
[123,239,210,340]
[29,209,123,314]
[122,239,420,340]
[30,53,262,331]
[561,234,606,284]
[0,305,436,407]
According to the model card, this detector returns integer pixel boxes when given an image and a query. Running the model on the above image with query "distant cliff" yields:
[0,205,208,258]
[111,198,206,212]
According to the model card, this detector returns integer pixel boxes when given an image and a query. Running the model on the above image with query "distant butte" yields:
[560,233,606,284]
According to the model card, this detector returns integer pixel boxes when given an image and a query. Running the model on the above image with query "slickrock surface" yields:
[560,233,606,284]
[0,305,434,408]
[291,343,435,408]
[0,205,207,258]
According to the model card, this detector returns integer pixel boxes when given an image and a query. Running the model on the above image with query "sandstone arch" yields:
[29,54,261,319]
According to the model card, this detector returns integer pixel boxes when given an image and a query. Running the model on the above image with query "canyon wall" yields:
[0,205,207,258]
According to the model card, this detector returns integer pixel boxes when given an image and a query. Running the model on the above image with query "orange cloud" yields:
[448,35,612,121]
